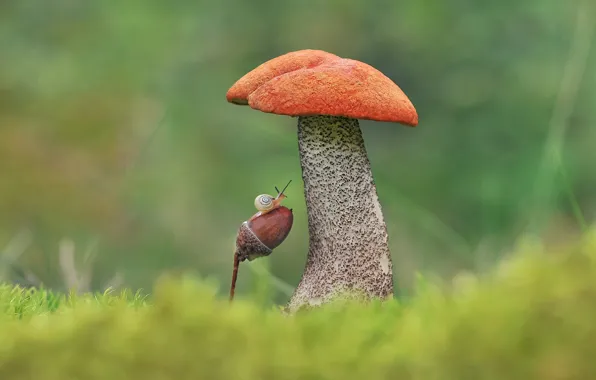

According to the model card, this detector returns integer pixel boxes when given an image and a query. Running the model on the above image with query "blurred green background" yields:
[0,0,594,304]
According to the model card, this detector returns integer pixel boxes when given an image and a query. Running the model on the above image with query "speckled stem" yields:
[286,115,394,313]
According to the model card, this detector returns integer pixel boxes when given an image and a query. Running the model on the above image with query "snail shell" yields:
[254,194,275,212]
[235,206,294,262]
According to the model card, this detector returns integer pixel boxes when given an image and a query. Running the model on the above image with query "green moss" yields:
[0,285,147,320]
[0,229,595,379]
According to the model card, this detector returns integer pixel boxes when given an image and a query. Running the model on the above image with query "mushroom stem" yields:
[287,115,394,312]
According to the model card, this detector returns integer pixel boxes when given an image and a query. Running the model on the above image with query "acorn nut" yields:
[236,205,294,262]
[229,181,294,301]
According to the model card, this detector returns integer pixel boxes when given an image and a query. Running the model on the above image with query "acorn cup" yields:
[229,181,294,301]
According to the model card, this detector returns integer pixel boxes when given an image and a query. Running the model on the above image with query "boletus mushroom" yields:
[227,49,418,313]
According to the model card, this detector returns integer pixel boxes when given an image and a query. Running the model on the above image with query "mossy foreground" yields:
[0,230,595,379]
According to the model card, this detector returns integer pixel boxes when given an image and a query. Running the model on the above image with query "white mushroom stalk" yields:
[287,115,393,311]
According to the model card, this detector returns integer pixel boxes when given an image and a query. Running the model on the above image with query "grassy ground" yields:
[0,228,594,379]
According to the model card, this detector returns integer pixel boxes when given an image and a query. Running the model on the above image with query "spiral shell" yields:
[254,194,275,212]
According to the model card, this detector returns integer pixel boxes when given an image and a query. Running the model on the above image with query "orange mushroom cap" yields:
[226,49,418,126]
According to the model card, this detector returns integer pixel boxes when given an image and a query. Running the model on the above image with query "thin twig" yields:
[79,238,100,293]
[58,238,80,291]
[229,251,240,301]
[0,229,33,281]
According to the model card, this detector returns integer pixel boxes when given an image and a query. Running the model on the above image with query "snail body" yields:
[250,193,287,221]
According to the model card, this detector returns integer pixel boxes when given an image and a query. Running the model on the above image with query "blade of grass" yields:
[529,0,595,232]
[386,194,473,263]
[245,259,294,298]
[559,160,588,232]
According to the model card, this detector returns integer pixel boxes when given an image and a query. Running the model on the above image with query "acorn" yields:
[230,181,294,301]
[236,204,294,262]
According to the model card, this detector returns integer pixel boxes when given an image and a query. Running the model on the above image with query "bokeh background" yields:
[1,0,594,304]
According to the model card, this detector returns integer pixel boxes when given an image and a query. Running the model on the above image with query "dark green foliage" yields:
[0,230,594,379]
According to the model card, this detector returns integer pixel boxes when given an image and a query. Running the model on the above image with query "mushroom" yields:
[226,49,418,312]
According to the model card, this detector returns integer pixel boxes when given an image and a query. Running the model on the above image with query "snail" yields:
[230,180,294,301]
